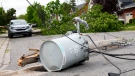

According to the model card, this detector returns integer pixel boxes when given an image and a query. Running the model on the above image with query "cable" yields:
[85,35,122,74]
[121,68,135,74]
[26,0,135,75]
[86,35,135,75]
[90,50,135,57]
[90,50,135,60]
[104,32,120,38]
[26,0,89,49]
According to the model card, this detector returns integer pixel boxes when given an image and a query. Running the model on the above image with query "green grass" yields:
[0,29,6,35]
[5,49,10,53]
[122,24,135,31]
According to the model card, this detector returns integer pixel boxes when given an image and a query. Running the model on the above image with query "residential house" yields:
[119,0,135,23]
[70,0,135,24]
[88,0,135,24]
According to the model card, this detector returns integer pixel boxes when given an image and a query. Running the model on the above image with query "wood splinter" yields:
[17,49,39,67]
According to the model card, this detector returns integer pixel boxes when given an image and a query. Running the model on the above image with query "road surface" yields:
[4,31,135,76]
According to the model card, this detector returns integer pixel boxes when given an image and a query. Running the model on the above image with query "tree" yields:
[17,14,25,19]
[25,2,49,27]
[86,4,122,32]
[0,7,6,26]
[60,2,72,15]
[84,0,90,3]
[92,0,121,15]
[46,0,61,15]
[70,0,76,8]
[6,8,16,23]
[25,5,35,23]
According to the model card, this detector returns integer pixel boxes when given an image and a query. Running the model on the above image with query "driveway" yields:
[3,31,135,76]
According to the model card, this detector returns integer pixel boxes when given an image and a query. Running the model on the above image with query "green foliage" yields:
[6,8,16,23]
[41,14,76,35]
[25,1,124,35]
[86,4,123,32]
[122,23,135,30]
[17,14,25,19]
[85,0,90,2]
[60,2,72,16]
[129,18,135,24]
[41,4,123,35]
[0,7,16,26]
[0,7,6,26]
[25,2,39,23]
[25,2,47,27]
[46,0,61,15]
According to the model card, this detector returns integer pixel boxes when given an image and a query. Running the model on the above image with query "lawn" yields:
[122,24,135,31]
[0,29,6,35]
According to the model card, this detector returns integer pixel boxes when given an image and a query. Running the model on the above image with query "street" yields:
[2,31,135,76]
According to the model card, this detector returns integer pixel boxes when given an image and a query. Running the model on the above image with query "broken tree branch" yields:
[18,49,39,67]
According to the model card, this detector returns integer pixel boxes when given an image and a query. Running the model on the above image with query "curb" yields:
[32,29,41,34]
[0,38,9,69]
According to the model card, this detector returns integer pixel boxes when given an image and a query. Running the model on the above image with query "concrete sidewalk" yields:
[0,34,10,71]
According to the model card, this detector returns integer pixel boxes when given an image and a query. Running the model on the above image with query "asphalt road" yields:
[5,31,135,76]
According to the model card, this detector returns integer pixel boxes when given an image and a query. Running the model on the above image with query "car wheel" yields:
[8,33,13,38]
[29,33,32,37]
[23,34,27,37]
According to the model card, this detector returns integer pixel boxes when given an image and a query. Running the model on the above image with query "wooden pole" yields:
[17,49,39,67]
[17,38,125,66]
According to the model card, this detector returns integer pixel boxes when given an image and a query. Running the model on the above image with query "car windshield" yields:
[11,20,27,25]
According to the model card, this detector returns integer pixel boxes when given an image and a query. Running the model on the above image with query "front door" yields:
[125,13,133,23]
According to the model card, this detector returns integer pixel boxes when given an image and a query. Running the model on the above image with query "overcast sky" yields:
[0,0,85,16]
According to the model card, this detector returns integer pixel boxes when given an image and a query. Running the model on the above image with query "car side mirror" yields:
[29,23,31,26]
[31,24,38,28]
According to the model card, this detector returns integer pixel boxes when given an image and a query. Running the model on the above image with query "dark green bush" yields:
[86,4,123,32]
[129,18,135,24]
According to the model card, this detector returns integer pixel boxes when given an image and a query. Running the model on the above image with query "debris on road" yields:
[17,33,131,71]
[17,49,39,67]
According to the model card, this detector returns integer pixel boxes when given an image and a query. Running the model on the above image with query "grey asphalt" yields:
[4,31,135,76]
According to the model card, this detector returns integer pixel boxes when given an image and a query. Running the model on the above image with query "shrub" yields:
[85,4,123,32]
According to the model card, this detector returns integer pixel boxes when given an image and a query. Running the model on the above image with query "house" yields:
[70,0,135,24]
[118,0,135,23]
[88,0,135,24]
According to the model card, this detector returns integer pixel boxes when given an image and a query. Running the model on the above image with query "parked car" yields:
[8,19,32,38]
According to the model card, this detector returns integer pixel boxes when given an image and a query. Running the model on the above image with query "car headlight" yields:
[26,26,30,29]
[10,27,14,29]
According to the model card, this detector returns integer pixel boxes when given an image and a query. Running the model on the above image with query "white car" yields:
[8,19,32,38]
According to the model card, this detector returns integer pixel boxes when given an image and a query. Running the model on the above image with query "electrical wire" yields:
[86,35,135,75]
[121,68,135,74]
[85,35,122,74]
[26,0,135,75]
[26,0,89,48]
[104,32,120,38]
[90,50,135,60]
[90,50,135,57]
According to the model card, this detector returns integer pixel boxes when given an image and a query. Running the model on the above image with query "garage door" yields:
[125,13,133,23]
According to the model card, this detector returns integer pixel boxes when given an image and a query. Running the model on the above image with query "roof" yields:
[123,3,135,9]
[119,0,133,2]
[119,0,134,7]
[71,3,87,13]
[76,3,87,10]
